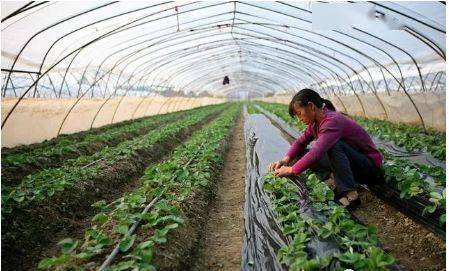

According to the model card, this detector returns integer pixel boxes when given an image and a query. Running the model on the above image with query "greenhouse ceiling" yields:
[1,1,446,103]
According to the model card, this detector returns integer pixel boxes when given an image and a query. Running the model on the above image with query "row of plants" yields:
[264,172,395,270]
[1,109,171,156]
[352,116,445,161]
[255,101,306,130]
[2,105,224,214]
[381,149,445,224]
[1,108,191,186]
[245,101,260,114]
[38,105,240,270]
[257,101,446,222]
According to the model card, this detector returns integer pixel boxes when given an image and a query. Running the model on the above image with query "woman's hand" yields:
[274,166,293,177]
[269,156,290,172]
[269,160,286,172]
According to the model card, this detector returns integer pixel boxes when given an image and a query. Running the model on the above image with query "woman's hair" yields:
[288,88,336,117]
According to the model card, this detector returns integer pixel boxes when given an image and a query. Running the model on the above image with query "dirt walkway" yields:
[353,191,445,271]
[193,111,246,271]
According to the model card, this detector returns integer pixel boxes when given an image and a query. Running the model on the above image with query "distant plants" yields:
[2,106,223,214]
[353,116,445,161]
[2,109,186,173]
[255,102,306,130]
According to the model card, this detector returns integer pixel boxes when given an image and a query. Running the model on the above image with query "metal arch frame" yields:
[6,6,332,98]
[333,29,407,93]
[47,2,214,103]
[75,10,240,127]
[89,39,254,127]
[7,0,444,98]
[4,22,354,127]
[230,19,369,94]
[92,26,356,124]
[96,33,312,124]
[368,1,445,34]
[0,6,378,104]
[280,1,443,129]
[173,51,310,93]
[230,26,369,114]
[123,38,336,117]
[129,65,288,119]
[230,16,389,118]
[31,1,174,96]
[3,1,186,100]
[233,40,356,100]
[1,2,50,23]
[429,71,444,92]
[136,31,354,96]
[232,23,378,115]
[135,61,274,115]
[353,27,429,132]
[2,1,223,128]
[432,72,445,93]
[133,51,303,115]
[2,2,119,93]
[56,60,125,135]
[36,2,220,102]
[166,48,309,88]
[94,21,248,123]
[3,2,442,133]
[159,50,332,111]
[112,45,302,121]
[404,26,445,60]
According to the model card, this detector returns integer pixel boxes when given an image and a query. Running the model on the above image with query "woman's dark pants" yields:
[300,140,384,196]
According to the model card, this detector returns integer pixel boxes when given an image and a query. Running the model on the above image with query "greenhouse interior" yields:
[0,1,446,271]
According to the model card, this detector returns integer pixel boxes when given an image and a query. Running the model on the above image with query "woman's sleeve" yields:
[286,125,314,159]
[291,118,342,175]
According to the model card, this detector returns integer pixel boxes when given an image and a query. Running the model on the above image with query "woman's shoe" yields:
[334,192,361,211]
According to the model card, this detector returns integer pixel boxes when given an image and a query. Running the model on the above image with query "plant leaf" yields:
[119,234,136,252]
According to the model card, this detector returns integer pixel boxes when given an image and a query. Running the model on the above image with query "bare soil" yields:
[191,111,246,271]
[353,191,446,271]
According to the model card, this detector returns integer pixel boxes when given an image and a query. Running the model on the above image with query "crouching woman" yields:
[269,88,384,209]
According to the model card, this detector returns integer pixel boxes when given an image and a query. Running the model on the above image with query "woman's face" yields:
[293,102,315,125]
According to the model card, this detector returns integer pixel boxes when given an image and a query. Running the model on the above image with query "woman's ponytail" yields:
[321,98,336,111]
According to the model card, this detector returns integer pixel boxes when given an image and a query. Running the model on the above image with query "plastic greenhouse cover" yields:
[242,111,341,270]
[1,1,445,98]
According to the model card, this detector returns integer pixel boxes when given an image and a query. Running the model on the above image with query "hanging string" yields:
[175,6,180,32]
